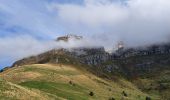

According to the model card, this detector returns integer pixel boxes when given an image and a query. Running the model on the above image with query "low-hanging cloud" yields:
[0,34,100,68]
[0,35,56,67]
[1,0,170,68]
[50,0,170,47]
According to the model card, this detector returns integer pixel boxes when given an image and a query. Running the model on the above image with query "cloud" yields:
[1,0,170,68]
[0,35,55,67]
[1,0,169,48]
[55,1,128,27]
[49,0,170,47]
[0,34,99,68]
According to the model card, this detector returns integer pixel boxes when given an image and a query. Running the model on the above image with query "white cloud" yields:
[0,34,99,67]
[1,0,170,68]
[49,0,170,47]
[0,35,55,62]
[52,0,128,27]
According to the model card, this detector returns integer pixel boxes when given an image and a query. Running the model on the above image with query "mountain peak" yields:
[56,34,83,42]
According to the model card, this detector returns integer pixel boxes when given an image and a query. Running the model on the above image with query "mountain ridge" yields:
[1,35,170,100]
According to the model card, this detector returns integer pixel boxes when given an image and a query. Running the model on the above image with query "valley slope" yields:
[0,63,152,100]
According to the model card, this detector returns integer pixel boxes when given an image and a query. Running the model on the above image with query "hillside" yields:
[1,40,170,100]
[0,78,51,100]
[0,64,153,100]
[113,53,170,100]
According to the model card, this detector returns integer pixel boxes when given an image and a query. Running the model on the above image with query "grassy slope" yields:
[0,64,156,100]
[115,54,170,100]
[133,70,170,100]
[0,78,52,100]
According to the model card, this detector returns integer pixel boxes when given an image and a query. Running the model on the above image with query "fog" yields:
[53,0,170,47]
[0,35,100,68]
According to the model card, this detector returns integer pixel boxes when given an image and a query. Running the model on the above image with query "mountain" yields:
[0,35,170,100]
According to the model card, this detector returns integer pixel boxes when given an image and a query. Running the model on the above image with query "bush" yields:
[146,96,151,100]
[122,91,128,97]
[89,91,94,96]
[69,81,76,86]
[69,81,72,85]
[109,97,115,100]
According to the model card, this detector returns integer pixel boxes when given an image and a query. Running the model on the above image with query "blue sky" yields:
[0,0,170,69]
[0,0,62,38]
[0,0,64,68]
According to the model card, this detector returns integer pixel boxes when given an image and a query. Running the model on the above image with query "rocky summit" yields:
[56,34,83,42]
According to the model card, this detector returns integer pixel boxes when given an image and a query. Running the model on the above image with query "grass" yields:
[19,81,91,100]
[0,79,52,100]
[0,64,156,100]
[23,66,80,76]
[133,70,170,100]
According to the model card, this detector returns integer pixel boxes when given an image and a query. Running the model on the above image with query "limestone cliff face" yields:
[11,43,170,79]
[70,47,110,65]
[12,47,109,67]
[113,43,170,58]
[12,49,67,67]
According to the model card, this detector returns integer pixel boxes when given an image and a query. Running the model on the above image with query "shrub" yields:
[146,96,151,100]
[89,91,94,96]
[109,97,115,100]
[69,81,72,85]
[69,81,76,86]
[122,91,128,97]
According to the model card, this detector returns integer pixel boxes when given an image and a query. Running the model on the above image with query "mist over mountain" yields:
[1,33,170,100]
[54,0,170,47]
[0,1,170,99]
[1,0,170,68]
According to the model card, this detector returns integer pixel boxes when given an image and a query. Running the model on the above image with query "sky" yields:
[0,0,170,68]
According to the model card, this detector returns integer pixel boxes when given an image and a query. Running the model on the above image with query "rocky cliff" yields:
[11,34,170,79]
